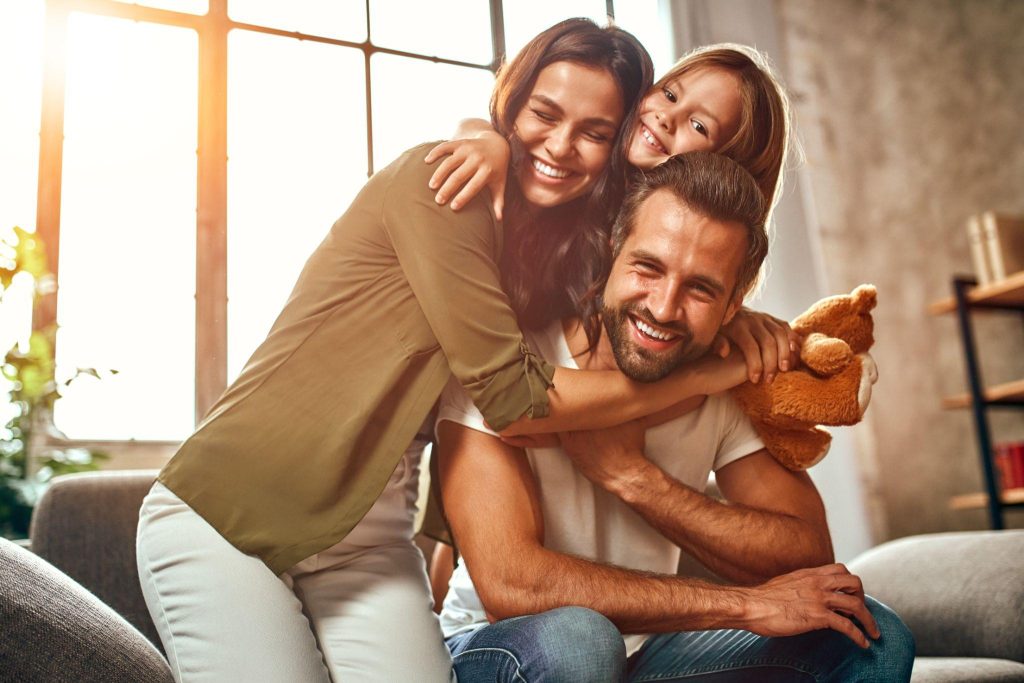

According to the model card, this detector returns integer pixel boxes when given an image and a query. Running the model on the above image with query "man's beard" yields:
[602,302,710,383]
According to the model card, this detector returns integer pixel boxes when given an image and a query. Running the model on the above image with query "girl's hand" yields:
[712,308,801,385]
[424,131,510,220]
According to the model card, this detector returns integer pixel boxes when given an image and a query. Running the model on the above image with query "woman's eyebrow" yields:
[529,94,618,129]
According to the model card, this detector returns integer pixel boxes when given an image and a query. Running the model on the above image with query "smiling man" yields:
[435,152,915,682]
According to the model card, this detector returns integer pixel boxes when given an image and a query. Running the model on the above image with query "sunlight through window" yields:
[369,0,492,65]
[111,0,208,15]
[228,0,366,42]
[53,14,198,440]
[370,54,492,171]
[226,30,368,381]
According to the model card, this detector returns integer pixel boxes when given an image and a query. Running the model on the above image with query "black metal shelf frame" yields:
[951,275,1024,529]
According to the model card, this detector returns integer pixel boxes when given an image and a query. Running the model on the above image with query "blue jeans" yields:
[445,597,915,682]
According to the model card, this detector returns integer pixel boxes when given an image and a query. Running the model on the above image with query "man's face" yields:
[602,189,747,382]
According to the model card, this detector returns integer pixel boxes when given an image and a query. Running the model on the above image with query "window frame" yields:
[31,0,615,464]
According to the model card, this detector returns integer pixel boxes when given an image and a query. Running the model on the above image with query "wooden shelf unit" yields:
[941,378,1024,409]
[930,273,1024,528]
[949,487,1024,511]
[928,270,1024,315]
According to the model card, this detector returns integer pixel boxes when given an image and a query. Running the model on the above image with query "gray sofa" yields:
[1,470,1022,682]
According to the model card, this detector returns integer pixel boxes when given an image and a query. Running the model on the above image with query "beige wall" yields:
[778,0,1024,537]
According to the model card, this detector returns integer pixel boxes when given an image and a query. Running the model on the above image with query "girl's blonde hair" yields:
[657,43,792,224]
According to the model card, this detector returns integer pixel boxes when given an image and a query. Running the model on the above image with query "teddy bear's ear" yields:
[851,284,877,312]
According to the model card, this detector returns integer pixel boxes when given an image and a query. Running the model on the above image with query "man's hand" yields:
[557,419,649,492]
[739,564,879,648]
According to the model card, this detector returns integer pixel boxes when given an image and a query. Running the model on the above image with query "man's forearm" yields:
[481,542,749,633]
[610,460,833,584]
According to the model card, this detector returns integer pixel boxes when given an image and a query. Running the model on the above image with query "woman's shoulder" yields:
[375,141,446,188]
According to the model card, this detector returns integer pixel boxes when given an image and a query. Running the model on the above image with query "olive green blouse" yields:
[159,143,556,575]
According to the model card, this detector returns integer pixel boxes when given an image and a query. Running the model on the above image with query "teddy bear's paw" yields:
[857,352,878,415]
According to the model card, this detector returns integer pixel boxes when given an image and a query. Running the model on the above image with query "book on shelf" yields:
[980,211,1024,282]
[994,441,1024,491]
[966,214,993,285]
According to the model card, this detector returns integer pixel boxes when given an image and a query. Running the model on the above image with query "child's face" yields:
[626,67,744,170]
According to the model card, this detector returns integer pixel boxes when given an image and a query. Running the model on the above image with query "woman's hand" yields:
[712,308,801,385]
[424,131,510,220]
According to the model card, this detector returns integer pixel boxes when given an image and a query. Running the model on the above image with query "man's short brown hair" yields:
[611,152,769,299]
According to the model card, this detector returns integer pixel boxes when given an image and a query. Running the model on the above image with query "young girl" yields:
[427,43,798,383]
[136,21,756,683]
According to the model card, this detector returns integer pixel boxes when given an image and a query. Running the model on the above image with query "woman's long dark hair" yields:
[491,18,653,348]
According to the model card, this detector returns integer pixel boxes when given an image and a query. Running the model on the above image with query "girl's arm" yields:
[424,118,509,219]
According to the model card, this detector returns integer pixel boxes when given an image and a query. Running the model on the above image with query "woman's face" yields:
[512,61,624,209]
[627,67,743,170]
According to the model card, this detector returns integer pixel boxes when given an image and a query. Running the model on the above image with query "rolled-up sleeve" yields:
[381,146,555,431]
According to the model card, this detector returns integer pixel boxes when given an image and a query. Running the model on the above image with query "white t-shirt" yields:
[436,320,764,655]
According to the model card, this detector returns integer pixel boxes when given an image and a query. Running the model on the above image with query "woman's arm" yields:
[424,118,509,219]
[501,354,748,436]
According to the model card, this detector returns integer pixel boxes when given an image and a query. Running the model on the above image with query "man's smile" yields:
[628,313,684,350]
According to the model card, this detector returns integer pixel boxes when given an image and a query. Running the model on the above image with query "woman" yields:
[136,20,751,683]
[427,43,798,382]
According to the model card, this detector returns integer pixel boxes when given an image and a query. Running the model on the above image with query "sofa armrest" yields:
[848,530,1024,662]
[0,536,172,682]
[29,469,161,649]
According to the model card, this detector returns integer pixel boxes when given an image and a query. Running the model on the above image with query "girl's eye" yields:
[690,119,708,137]
[662,87,676,103]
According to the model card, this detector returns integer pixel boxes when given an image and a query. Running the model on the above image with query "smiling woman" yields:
[511,62,623,208]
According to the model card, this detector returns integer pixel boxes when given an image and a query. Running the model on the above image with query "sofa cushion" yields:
[911,657,1024,683]
[29,469,161,649]
[849,531,1024,662]
[0,537,172,682]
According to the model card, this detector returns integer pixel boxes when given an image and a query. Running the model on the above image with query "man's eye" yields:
[635,261,659,273]
[662,87,676,103]
[691,119,708,137]
[533,109,556,122]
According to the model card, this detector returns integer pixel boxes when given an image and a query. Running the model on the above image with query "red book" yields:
[995,442,1024,490]
[1011,444,1024,489]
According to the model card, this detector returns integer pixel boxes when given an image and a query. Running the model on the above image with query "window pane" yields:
[54,14,198,441]
[371,54,492,170]
[111,0,208,15]
[0,0,44,235]
[227,31,367,382]
[612,0,673,76]
[228,0,366,43]
[369,0,492,65]
[502,0,610,60]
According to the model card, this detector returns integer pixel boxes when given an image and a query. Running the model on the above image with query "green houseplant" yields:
[0,226,109,538]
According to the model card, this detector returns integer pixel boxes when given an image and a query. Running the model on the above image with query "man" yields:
[434,152,914,682]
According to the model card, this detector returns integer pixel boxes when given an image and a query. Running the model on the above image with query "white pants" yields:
[136,481,454,682]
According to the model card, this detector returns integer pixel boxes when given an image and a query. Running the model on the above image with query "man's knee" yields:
[864,595,915,678]
[531,607,626,681]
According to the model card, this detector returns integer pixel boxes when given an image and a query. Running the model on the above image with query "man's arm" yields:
[437,420,875,645]
[559,422,833,585]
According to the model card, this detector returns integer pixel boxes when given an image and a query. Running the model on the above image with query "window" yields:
[2,0,666,450]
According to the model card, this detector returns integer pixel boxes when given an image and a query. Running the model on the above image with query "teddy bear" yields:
[730,284,879,471]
